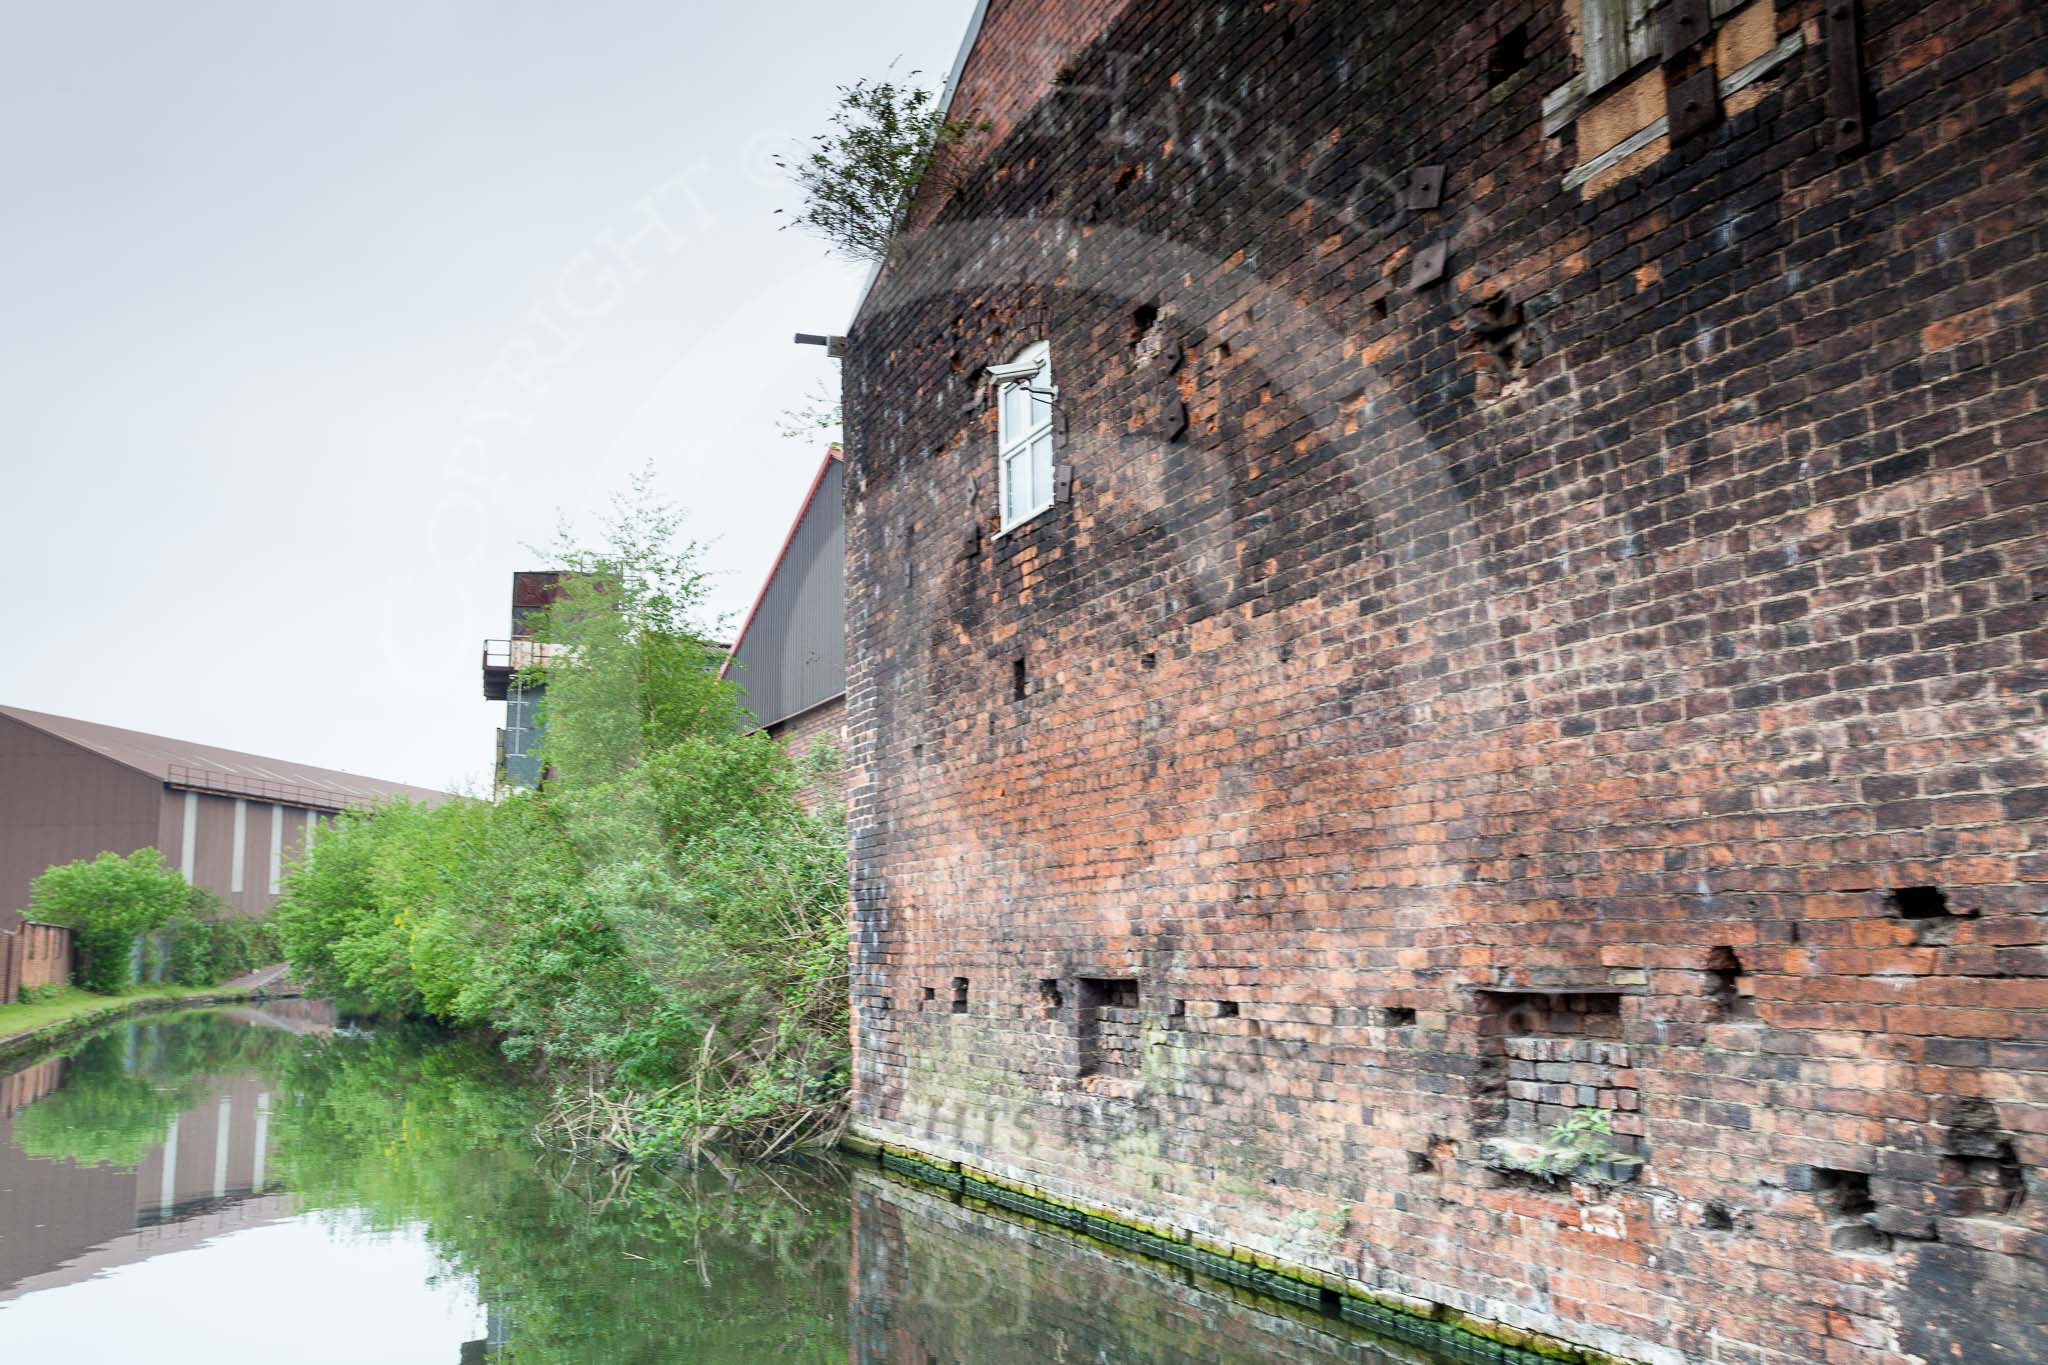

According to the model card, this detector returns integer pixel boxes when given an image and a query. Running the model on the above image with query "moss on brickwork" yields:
[854,1137,1643,1365]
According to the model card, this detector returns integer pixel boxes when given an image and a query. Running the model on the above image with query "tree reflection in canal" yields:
[2,1009,1476,1364]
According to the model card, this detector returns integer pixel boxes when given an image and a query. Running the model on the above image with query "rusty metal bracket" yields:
[1660,0,1713,65]
[1159,399,1189,443]
[1407,240,1448,291]
[1666,67,1721,145]
[1826,0,1867,152]
[1402,165,1444,211]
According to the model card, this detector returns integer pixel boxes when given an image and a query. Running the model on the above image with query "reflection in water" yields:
[0,1009,1473,1363]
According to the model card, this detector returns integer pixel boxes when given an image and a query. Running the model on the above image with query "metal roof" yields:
[721,446,846,728]
[0,705,453,810]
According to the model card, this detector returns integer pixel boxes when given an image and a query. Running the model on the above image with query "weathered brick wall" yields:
[843,2,2047,1362]
[0,923,73,1004]
[769,694,848,812]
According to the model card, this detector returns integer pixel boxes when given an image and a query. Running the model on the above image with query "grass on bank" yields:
[0,983,253,1044]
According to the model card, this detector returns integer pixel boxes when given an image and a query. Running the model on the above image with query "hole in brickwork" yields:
[1707,946,1757,1020]
[1078,978,1141,1081]
[1701,1201,1735,1231]
[1215,999,1239,1018]
[1141,650,1157,670]
[1369,295,1389,321]
[1939,1098,2025,1217]
[1012,657,1027,701]
[951,977,969,1015]
[921,986,936,1009]
[1168,997,1186,1028]
[1888,886,1951,919]
[1940,1150,2024,1217]
[1813,1168,1891,1253]
[1475,991,1641,1174]
[1130,301,1159,346]
[1114,165,1138,193]
[1040,978,1063,1015]
[1408,1150,1435,1174]
[1374,1006,1417,1027]
[1487,23,1529,86]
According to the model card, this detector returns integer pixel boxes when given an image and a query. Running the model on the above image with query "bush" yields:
[29,849,191,992]
[273,474,854,1158]
[162,899,280,987]
[778,75,988,262]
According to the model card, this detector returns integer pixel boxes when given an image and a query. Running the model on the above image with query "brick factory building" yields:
[839,3,2045,1364]
[0,705,450,939]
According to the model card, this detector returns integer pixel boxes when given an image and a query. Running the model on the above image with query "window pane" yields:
[1004,447,1026,522]
[1032,431,1055,508]
[1028,379,1053,429]
[1001,382,1030,437]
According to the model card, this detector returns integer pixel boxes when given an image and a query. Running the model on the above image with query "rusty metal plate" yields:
[1403,164,1444,212]
[1826,0,1866,152]
[1407,240,1447,291]
[1661,0,1713,64]
[1666,67,1721,144]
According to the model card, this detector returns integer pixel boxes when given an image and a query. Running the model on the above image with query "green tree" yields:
[271,471,850,1158]
[778,74,988,262]
[30,849,191,992]
[527,466,746,790]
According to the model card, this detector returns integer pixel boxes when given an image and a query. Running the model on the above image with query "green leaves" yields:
[269,472,852,1158]
[778,75,989,262]
[29,848,192,992]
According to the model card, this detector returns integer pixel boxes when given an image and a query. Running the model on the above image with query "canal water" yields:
[0,1006,1481,1364]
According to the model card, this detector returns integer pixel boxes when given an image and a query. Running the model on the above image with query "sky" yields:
[0,0,974,794]
[0,1217,488,1362]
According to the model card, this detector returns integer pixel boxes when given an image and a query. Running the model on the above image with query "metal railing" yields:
[481,638,569,672]
[164,763,367,814]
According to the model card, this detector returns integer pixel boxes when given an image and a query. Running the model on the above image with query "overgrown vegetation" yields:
[31,849,195,992]
[25,847,278,994]
[777,74,987,262]
[274,473,849,1160]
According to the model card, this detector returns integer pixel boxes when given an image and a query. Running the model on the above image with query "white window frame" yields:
[990,341,1056,534]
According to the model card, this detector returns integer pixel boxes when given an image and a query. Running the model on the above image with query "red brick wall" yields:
[843,2,2047,1362]
[768,694,848,813]
[0,922,73,1004]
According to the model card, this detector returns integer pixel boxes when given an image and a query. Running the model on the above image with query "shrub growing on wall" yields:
[778,74,988,263]
[29,849,192,992]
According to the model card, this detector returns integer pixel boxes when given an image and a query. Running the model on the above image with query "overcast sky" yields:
[0,0,971,793]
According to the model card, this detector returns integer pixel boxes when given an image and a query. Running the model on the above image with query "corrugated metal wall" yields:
[730,459,846,727]
[0,714,161,935]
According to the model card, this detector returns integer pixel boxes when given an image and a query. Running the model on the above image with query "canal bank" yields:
[0,982,296,1068]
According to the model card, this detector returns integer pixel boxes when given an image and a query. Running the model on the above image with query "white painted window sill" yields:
[994,504,1056,540]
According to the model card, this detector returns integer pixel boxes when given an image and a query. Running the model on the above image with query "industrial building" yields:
[722,445,847,780]
[0,705,449,941]
[839,3,2047,1364]
[480,571,582,791]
